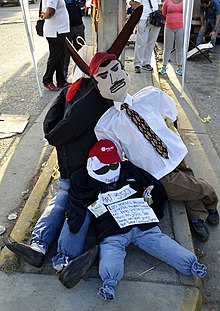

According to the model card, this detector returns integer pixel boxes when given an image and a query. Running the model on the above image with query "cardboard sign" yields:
[88,201,107,218]
[107,198,159,228]
[98,185,137,205]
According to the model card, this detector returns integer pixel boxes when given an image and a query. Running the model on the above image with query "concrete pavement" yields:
[0,45,219,310]
[156,42,220,310]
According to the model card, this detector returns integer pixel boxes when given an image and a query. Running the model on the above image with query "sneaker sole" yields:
[59,245,98,289]
[3,238,44,267]
[142,68,153,71]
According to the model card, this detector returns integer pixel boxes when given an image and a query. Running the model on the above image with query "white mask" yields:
[93,60,130,102]
[87,156,121,184]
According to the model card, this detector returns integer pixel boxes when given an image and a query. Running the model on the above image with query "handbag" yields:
[72,36,96,81]
[36,19,45,37]
[35,0,44,37]
[147,0,164,27]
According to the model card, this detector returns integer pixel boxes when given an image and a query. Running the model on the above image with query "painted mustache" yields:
[110,79,126,93]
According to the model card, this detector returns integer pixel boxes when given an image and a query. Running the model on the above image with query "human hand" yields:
[210,30,216,40]
[200,25,205,33]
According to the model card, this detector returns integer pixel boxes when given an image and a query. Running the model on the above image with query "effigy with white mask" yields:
[86,139,159,228]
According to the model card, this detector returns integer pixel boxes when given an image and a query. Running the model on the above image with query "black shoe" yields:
[191,221,210,241]
[207,209,219,225]
[3,237,44,268]
[59,245,99,289]
[142,64,153,71]
[134,66,141,73]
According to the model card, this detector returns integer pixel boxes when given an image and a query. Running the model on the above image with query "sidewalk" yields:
[0,46,217,311]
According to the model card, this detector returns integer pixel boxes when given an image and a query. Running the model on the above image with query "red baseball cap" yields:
[88,140,122,164]
[89,52,117,76]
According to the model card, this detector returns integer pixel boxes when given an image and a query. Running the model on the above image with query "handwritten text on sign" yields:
[98,185,137,205]
[107,198,159,228]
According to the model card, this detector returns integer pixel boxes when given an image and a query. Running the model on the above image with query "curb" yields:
[153,50,203,309]
[0,148,56,271]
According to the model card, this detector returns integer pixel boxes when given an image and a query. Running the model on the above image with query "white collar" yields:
[114,94,133,111]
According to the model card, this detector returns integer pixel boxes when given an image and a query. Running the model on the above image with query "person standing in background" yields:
[63,0,86,79]
[196,0,220,59]
[159,0,183,76]
[42,0,71,91]
[132,0,162,73]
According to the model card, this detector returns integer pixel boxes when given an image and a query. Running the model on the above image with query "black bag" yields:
[147,0,164,28]
[36,19,45,37]
[35,0,44,37]
[75,0,86,17]
[148,10,164,27]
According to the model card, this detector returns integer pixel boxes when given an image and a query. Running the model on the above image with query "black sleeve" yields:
[66,168,99,233]
[66,195,90,233]
[44,82,112,146]
[43,89,68,145]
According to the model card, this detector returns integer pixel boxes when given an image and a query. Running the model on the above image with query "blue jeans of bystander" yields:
[196,18,220,53]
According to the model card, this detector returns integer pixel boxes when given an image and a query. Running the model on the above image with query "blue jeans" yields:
[98,226,207,301]
[52,211,92,271]
[31,178,92,270]
[196,18,220,53]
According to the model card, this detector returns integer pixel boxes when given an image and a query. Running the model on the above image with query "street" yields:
[0,4,220,311]
[0,4,92,163]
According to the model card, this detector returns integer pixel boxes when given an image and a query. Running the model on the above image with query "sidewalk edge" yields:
[153,51,203,309]
[0,148,56,271]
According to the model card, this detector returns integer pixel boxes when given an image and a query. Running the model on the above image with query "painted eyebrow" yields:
[97,71,108,77]
[111,63,119,70]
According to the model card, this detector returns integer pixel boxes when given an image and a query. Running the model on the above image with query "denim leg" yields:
[209,19,219,52]
[31,178,70,252]
[196,19,209,46]
[52,210,92,271]
[98,233,131,301]
[133,226,207,278]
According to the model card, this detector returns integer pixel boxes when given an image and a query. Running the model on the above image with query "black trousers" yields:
[43,33,69,86]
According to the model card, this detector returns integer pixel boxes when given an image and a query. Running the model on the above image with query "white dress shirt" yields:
[42,0,69,38]
[138,0,162,19]
[95,86,188,180]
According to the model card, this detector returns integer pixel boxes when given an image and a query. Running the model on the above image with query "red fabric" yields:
[89,52,117,76]
[88,139,122,164]
[66,78,83,102]
[91,0,98,8]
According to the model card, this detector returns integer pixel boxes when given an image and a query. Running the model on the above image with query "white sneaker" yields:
[31,242,46,254]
